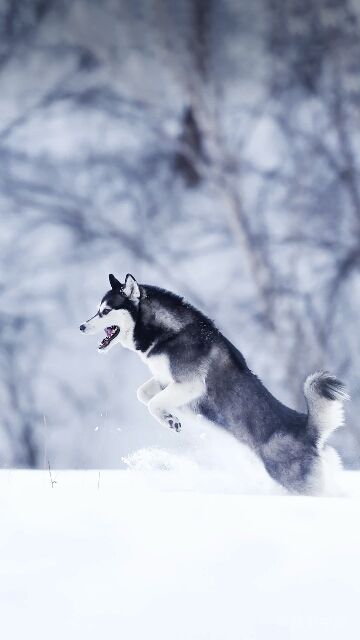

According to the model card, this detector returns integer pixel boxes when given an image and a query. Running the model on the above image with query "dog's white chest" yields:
[142,353,173,386]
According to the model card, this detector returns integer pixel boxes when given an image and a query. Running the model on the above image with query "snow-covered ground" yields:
[1,451,360,640]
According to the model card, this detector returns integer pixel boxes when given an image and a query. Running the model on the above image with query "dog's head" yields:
[80,273,140,352]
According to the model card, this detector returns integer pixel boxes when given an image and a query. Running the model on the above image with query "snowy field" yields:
[1,447,360,640]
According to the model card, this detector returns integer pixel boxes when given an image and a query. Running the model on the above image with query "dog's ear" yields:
[123,274,140,301]
[109,274,121,290]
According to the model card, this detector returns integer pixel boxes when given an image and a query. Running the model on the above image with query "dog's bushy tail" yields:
[304,371,349,449]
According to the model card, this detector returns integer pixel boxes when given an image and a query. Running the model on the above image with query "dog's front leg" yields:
[137,378,163,405]
[148,380,203,432]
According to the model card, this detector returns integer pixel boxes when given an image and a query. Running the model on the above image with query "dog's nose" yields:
[79,324,86,332]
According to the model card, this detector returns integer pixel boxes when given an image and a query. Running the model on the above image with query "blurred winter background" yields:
[1,0,360,469]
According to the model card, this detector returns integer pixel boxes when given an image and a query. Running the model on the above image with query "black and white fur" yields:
[80,274,349,494]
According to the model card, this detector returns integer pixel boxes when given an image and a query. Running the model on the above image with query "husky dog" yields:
[80,273,349,493]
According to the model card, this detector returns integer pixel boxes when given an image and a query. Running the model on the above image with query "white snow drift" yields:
[1,449,360,640]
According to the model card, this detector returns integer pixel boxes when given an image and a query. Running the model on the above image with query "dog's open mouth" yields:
[98,326,120,350]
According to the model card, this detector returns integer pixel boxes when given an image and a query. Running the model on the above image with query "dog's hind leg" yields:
[260,433,320,494]
[137,378,163,405]
[148,380,204,432]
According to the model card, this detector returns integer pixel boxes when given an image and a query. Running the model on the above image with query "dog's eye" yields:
[103,308,110,315]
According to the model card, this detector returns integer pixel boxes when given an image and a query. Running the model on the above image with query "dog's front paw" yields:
[164,413,181,432]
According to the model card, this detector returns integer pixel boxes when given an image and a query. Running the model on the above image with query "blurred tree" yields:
[1,0,360,467]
